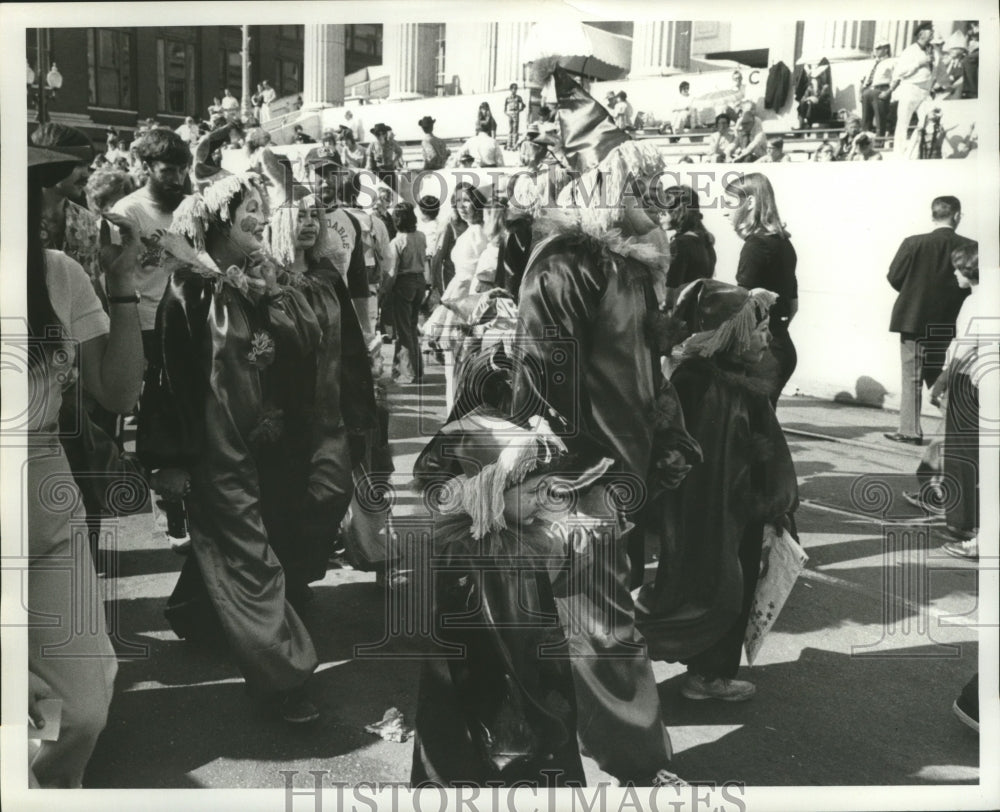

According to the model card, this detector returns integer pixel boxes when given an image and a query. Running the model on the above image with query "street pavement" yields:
[83,349,981,789]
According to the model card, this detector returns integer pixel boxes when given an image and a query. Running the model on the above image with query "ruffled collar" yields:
[531,206,670,303]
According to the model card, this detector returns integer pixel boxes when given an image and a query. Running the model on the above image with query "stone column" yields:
[630,21,692,77]
[384,23,438,98]
[303,24,345,109]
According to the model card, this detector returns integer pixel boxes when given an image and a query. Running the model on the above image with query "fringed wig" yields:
[556,139,668,239]
[170,172,268,250]
[673,279,778,359]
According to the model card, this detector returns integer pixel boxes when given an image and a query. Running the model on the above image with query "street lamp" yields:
[29,30,62,125]
[47,63,64,92]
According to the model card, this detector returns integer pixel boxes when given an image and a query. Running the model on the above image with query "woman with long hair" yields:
[261,188,376,607]
[384,201,430,384]
[476,101,498,139]
[724,173,799,407]
[26,146,144,787]
[663,185,717,289]
[422,182,489,413]
[138,173,324,724]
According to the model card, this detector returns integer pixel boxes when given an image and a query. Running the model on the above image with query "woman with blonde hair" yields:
[724,172,799,407]
[262,187,376,605]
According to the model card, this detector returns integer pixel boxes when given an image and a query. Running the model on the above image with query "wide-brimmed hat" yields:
[417,116,436,129]
[944,31,968,51]
[874,38,891,50]
[370,123,390,136]
[28,145,84,169]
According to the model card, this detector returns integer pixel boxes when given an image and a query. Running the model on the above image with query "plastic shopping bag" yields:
[744,523,808,666]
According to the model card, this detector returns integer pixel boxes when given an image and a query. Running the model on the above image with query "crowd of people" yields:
[616,22,979,162]
[23,41,984,790]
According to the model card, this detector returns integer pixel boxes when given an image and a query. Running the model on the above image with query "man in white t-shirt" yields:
[110,128,193,359]
[457,125,505,168]
[220,88,241,120]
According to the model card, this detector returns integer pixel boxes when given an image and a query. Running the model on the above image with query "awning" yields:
[703,48,769,68]
[523,21,631,82]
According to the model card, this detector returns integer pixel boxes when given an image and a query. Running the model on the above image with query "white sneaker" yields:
[942,537,978,560]
[681,673,756,702]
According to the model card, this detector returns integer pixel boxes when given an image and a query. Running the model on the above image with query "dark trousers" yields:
[861,86,891,135]
[683,521,764,680]
[744,331,797,408]
[944,370,979,536]
[390,274,425,382]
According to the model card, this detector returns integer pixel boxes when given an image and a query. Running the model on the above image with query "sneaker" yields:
[651,768,688,787]
[902,489,945,515]
[681,673,756,702]
[279,688,320,724]
[941,537,978,561]
[953,676,979,732]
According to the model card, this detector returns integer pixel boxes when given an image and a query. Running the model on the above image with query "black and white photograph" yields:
[1,2,997,811]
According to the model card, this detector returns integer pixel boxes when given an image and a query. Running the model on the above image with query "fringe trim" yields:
[678,288,779,359]
[438,417,566,540]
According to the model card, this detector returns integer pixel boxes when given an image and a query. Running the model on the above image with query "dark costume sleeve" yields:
[503,218,533,301]
[344,210,370,298]
[510,239,613,464]
[329,265,377,436]
[136,273,212,471]
[265,285,322,357]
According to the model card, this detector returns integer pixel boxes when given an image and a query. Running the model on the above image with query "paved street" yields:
[83,350,980,789]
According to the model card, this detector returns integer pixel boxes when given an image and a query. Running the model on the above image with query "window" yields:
[345,24,382,58]
[157,38,196,115]
[87,28,134,109]
[434,24,447,95]
[273,59,302,98]
[279,25,303,41]
[219,48,243,99]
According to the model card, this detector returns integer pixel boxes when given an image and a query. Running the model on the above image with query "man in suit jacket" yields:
[886,196,976,444]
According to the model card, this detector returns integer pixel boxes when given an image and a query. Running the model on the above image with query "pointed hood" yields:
[552,67,630,172]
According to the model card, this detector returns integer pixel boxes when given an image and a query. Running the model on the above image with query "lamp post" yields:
[241,25,252,121]
[29,29,63,125]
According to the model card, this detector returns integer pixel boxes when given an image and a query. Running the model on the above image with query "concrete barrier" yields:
[220,148,992,410]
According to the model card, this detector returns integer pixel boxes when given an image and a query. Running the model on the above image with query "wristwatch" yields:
[107,291,141,304]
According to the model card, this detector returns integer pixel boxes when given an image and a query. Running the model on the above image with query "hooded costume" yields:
[636,280,799,674]
[137,173,322,694]
[410,68,698,787]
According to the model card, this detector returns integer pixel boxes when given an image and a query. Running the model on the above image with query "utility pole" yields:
[241,25,252,120]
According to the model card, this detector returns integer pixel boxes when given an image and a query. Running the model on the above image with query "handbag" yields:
[58,383,147,516]
[743,522,808,665]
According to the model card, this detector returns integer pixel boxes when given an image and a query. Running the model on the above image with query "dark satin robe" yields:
[138,269,322,694]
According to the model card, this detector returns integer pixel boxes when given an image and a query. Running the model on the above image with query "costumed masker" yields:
[136,170,325,724]
[636,278,799,701]
[259,183,377,603]
[410,65,696,789]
